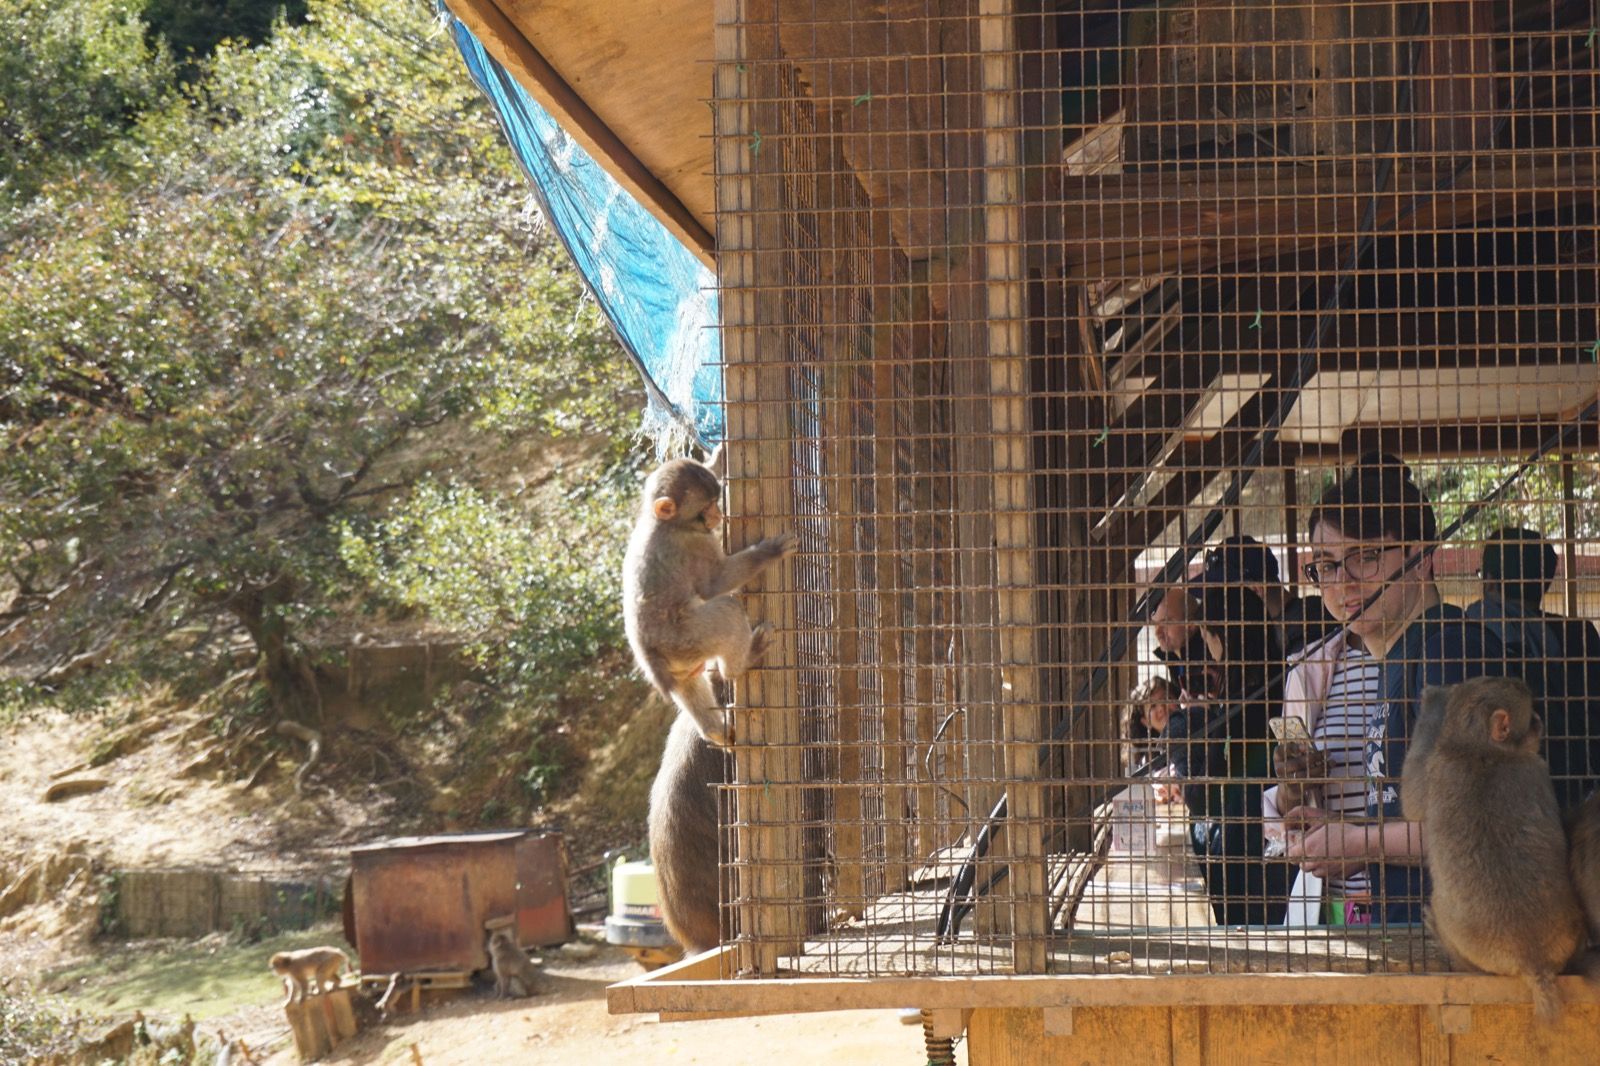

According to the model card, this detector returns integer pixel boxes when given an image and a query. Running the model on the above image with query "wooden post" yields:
[1562,454,1580,617]
[980,0,1047,974]
[284,987,358,1061]
[1283,465,1300,594]
[714,0,806,975]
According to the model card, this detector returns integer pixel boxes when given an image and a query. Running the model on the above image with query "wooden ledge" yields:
[609,967,1600,1020]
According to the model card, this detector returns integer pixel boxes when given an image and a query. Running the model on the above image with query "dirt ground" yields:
[0,707,398,880]
[256,946,957,1066]
[0,704,965,1066]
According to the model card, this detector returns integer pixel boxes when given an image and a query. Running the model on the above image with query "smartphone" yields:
[1268,716,1311,743]
[1268,716,1313,758]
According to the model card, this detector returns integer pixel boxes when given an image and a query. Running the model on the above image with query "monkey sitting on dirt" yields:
[623,458,797,749]
[269,946,349,1006]
[486,929,541,998]
[1403,677,1586,1021]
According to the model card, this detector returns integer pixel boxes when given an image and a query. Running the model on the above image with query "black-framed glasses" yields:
[1302,545,1399,586]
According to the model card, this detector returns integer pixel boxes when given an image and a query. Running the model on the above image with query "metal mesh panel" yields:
[711,0,1600,982]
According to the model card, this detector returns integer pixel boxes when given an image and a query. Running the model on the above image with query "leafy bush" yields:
[340,469,635,710]
[0,987,88,1064]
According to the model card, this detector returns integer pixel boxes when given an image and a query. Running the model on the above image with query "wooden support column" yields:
[1283,466,1300,593]
[980,0,1047,974]
[1562,454,1580,617]
[714,0,806,974]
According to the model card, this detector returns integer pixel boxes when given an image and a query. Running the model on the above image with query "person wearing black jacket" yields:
[1285,456,1509,925]
[1167,580,1290,926]
[1202,534,1336,657]
[1466,526,1600,813]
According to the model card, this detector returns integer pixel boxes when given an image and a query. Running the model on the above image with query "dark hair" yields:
[1481,526,1557,606]
[1131,675,1177,704]
[1306,452,1438,546]
[1203,534,1280,586]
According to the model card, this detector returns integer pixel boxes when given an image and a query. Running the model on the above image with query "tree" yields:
[1,0,642,721]
[0,0,173,206]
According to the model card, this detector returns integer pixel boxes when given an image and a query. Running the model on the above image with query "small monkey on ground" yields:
[486,928,541,998]
[624,458,797,748]
[268,946,349,1006]
[648,711,726,954]
[1402,676,1585,1021]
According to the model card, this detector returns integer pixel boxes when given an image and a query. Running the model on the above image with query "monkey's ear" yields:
[653,497,678,521]
[1489,708,1512,744]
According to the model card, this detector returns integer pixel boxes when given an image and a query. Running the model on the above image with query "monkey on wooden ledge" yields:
[626,457,795,955]
[1404,677,1591,1021]
[623,457,796,749]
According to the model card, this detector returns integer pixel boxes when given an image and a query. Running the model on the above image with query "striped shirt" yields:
[1313,646,1382,895]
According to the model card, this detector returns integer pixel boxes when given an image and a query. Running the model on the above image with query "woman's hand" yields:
[1286,818,1375,879]
[1274,744,1329,810]
[1151,765,1184,805]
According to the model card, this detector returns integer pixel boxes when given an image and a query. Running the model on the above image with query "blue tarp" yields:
[446,14,722,449]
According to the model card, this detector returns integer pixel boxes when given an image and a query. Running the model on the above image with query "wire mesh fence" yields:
[707,0,1600,981]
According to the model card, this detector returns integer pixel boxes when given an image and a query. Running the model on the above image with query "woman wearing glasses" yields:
[1280,454,1505,924]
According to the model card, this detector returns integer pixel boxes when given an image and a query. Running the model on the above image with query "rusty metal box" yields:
[349,831,571,976]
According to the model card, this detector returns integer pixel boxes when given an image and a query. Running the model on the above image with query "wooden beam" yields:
[1038,159,1600,281]
[615,970,1600,1017]
[979,0,1048,975]
[1563,455,1581,616]
[442,0,716,266]
[713,0,807,975]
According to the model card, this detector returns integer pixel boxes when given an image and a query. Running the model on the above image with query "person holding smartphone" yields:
[1280,454,1506,925]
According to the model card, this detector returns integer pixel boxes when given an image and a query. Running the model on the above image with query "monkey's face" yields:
[645,460,724,531]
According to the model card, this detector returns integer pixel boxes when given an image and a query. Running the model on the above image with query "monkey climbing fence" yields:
[693,0,1600,987]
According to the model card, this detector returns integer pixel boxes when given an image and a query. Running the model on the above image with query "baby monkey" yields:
[623,458,796,748]
[1403,676,1585,1022]
[268,946,349,1006]
[486,929,541,998]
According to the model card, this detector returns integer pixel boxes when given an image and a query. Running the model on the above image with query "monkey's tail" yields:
[1529,972,1563,1024]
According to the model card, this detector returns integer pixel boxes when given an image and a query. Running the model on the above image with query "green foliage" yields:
[0,988,89,1065]
[49,922,345,1021]
[1,0,644,720]
[1297,459,1600,546]
[1419,457,1600,543]
[339,471,635,709]
[0,0,173,205]
[97,870,126,937]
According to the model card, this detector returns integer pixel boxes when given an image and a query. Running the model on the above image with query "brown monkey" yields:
[268,946,348,1005]
[1403,677,1584,1021]
[648,711,726,954]
[486,929,541,998]
[1568,789,1600,942]
[623,458,796,748]
[1399,685,1452,824]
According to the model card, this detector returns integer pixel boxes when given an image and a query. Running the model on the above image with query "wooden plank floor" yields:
[784,855,1449,977]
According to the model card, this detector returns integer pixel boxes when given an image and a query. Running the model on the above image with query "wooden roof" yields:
[443,0,716,266]
[443,0,1598,463]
